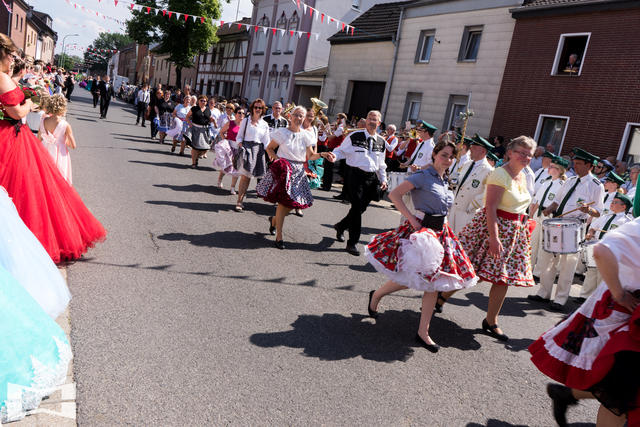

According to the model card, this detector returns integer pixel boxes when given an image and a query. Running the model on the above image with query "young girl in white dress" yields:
[38,94,76,184]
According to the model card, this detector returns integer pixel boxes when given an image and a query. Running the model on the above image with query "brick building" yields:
[0,0,30,51]
[491,0,640,164]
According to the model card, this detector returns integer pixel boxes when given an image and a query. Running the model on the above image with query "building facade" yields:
[23,18,37,58]
[117,43,137,82]
[2,0,30,52]
[491,0,640,163]
[30,10,56,63]
[195,17,250,99]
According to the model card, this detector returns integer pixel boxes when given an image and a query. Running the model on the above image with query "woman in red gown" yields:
[0,34,106,263]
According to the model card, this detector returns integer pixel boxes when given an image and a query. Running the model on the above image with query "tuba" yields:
[310,97,328,126]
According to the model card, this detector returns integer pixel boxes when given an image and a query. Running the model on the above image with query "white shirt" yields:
[523,165,535,196]
[271,128,314,162]
[553,173,606,219]
[450,152,470,176]
[533,178,565,217]
[627,186,637,202]
[533,167,551,193]
[409,137,434,168]
[602,191,617,215]
[332,129,387,184]
[210,107,222,122]
[236,117,270,146]
[385,135,398,152]
[590,212,632,238]
[174,104,190,120]
[303,125,318,145]
[530,155,543,172]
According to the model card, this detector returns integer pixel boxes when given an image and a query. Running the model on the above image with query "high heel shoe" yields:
[268,216,276,235]
[275,240,285,250]
[434,292,447,314]
[482,319,509,341]
[415,334,439,353]
[367,290,378,319]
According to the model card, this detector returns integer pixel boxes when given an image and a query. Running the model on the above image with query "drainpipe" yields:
[381,6,405,123]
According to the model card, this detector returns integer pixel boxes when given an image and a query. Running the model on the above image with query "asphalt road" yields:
[66,89,597,426]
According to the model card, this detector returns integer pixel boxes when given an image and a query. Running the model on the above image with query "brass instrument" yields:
[310,97,328,127]
[397,129,418,139]
[282,102,296,116]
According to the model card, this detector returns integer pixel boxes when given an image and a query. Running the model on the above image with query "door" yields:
[347,81,385,121]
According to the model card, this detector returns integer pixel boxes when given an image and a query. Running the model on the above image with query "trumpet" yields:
[283,102,296,116]
[397,129,418,139]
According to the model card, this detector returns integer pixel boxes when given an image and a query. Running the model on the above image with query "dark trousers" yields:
[92,92,99,107]
[150,117,158,138]
[65,86,74,101]
[136,102,148,125]
[335,166,381,246]
[100,98,110,118]
[318,145,333,190]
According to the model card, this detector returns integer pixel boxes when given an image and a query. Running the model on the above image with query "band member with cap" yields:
[528,148,605,311]
[486,151,499,167]
[575,193,633,302]
[529,155,568,276]
[533,151,554,193]
[593,159,614,183]
[448,134,494,234]
[449,135,472,179]
[262,101,288,130]
[602,171,625,214]
[325,110,388,256]
[401,120,437,172]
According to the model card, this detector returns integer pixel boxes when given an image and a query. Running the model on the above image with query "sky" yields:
[25,0,254,55]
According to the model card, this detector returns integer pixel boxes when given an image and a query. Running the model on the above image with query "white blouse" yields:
[236,117,270,146]
[271,128,314,162]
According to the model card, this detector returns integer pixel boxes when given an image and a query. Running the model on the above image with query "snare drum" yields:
[542,218,583,254]
[387,172,408,192]
[581,240,598,268]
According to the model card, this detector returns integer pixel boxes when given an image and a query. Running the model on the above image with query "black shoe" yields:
[136,121,139,125]
[549,302,566,312]
[482,319,509,341]
[334,225,345,242]
[333,194,345,200]
[572,296,586,304]
[293,209,304,217]
[268,216,276,235]
[275,240,285,250]
[367,290,378,319]
[345,244,360,256]
[547,383,577,427]
[415,334,439,353]
[434,292,447,314]
[171,146,176,153]
[527,294,550,303]
[141,124,146,127]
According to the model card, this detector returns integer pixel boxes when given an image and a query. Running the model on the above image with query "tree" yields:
[83,32,134,73]
[54,54,84,71]
[126,0,227,87]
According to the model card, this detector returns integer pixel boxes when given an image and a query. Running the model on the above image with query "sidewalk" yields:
[12,268,76,427]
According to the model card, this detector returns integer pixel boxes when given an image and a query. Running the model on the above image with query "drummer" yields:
[602,171,625,215]
[529,155,568,276]
[574,193,633,303]
[448,134,494,234]
[528,148,605,311]
[533,151,554,193]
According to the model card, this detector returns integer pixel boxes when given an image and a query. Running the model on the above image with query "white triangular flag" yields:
[315,33,319,40]
[176,12,181,20]
[303,4,307,13]
[297,31,303,38]
[279,29,285,36]
[192,15,197,22]
[263,27,268,35]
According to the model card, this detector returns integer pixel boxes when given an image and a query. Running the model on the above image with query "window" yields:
[285,12,299,53]
[402,92,423,124]
[234,41,241,57]
[211,50,216,64]
[273,13,287,54]
[551,33,590,76]
[534,115,570,155]
[328,99,336,116]
[442,94,468,131]
[619,123,640,165]
[254,15,269,54]
[199,79,204,93]
[217,47,223,65]
[415,30,435,63]
[207,80,212,95]
[458,25,483,62]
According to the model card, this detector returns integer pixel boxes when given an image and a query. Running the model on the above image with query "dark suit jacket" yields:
[98,81,115,101]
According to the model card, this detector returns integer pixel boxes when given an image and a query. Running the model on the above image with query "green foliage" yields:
[83,32,134,72]
[126,0,227,71]
[54,54,84,70]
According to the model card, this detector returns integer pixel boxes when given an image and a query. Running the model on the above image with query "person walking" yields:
[214,104,242,194]
[63,72,74,102]
[135,84,150,126]
[91,75,100,108]
[98,75,114,119]
[366,140,477,352]
[325,110,388,255]
[184,95,213,169]
[155,90,174,144]
[38,94,76,184]
[168,95,191,155]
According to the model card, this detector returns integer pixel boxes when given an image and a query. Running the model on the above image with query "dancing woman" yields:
[215,104,244,194]
[235,98,270,212]
[366,140,477,352]
[443,136,536,341]
[184,95,213,169]
[0,33,106,263]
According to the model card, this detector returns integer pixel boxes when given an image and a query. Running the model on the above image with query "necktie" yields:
[537,180,554,216]
[367,137,375,151]
[555,177,581,216]
[456,161,475,196]
[408,140,425,165]
[603,193,610,204]
[599,214,616,239]
[535,168,544,183]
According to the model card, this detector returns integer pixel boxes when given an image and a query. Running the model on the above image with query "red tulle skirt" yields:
[0,121,106,263]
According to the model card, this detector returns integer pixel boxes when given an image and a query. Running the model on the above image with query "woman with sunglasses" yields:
[0,33,106,263]
[184,95,214,169]
[235,98,270,211]
[257,106,329,248]
[215,104,243,194]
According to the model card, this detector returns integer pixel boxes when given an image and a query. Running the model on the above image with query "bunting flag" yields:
[290,0,357,36]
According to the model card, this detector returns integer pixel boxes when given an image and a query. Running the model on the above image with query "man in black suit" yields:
[91,75,100,108]
[98,75,115,119]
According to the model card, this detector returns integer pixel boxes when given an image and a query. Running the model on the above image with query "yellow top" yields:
[485,167,531,214]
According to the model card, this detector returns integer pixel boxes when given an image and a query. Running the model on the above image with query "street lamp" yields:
[59,33,79,68]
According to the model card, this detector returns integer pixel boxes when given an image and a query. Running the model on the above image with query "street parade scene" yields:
[0,0,638,425]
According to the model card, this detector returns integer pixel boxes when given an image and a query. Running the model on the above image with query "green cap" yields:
[471,134,494,151]
[486,151,499,163]
[551,155,569,169]
[614,192,633,210]
[571,147,599,165]
[542,151,555,159]
[605,171,625,186]
[416,120,437,134]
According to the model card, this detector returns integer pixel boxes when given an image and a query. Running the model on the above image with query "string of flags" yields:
[290,0,356,36]
[64,0,127,25]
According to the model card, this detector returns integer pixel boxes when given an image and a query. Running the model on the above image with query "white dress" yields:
[0,187,71,319]
[40,119,72,184]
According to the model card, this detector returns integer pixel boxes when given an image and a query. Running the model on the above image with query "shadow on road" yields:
[250,309,483,361]
[158,230,270,249]
[75,117,97,122]
[444,291,551,319]
[320,223,388,236]
[467,420,594,427]
[153,183,229,196]
[131,160,215,171]
[146,200,272,215]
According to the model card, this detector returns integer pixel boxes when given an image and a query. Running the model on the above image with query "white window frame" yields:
[447,103,467,130]
[534,114,571,154]
[415,30,435,63]
[618,122,640,160]
[407,101,421,122]
[550,32,591,77]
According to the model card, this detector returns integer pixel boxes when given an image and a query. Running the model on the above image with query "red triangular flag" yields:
[254,25,259,33]
[321,13,324,23]
[341,22,345,31]
[146,6,150,13]
[114,0,118,6]
[184,14,189,21]
[307,32,311,38]
[200,16,204,24]
[296,0,300,6]
[168,11,173,18]
[162,9,166,16]
[130,3,134,10]
[220,20,224,26]
[272,28,276,35]
[309,7,313,17]
[290,30,294,36]
[238,23,242,29]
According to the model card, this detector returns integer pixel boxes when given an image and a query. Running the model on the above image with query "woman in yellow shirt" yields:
[443,136,536,341]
